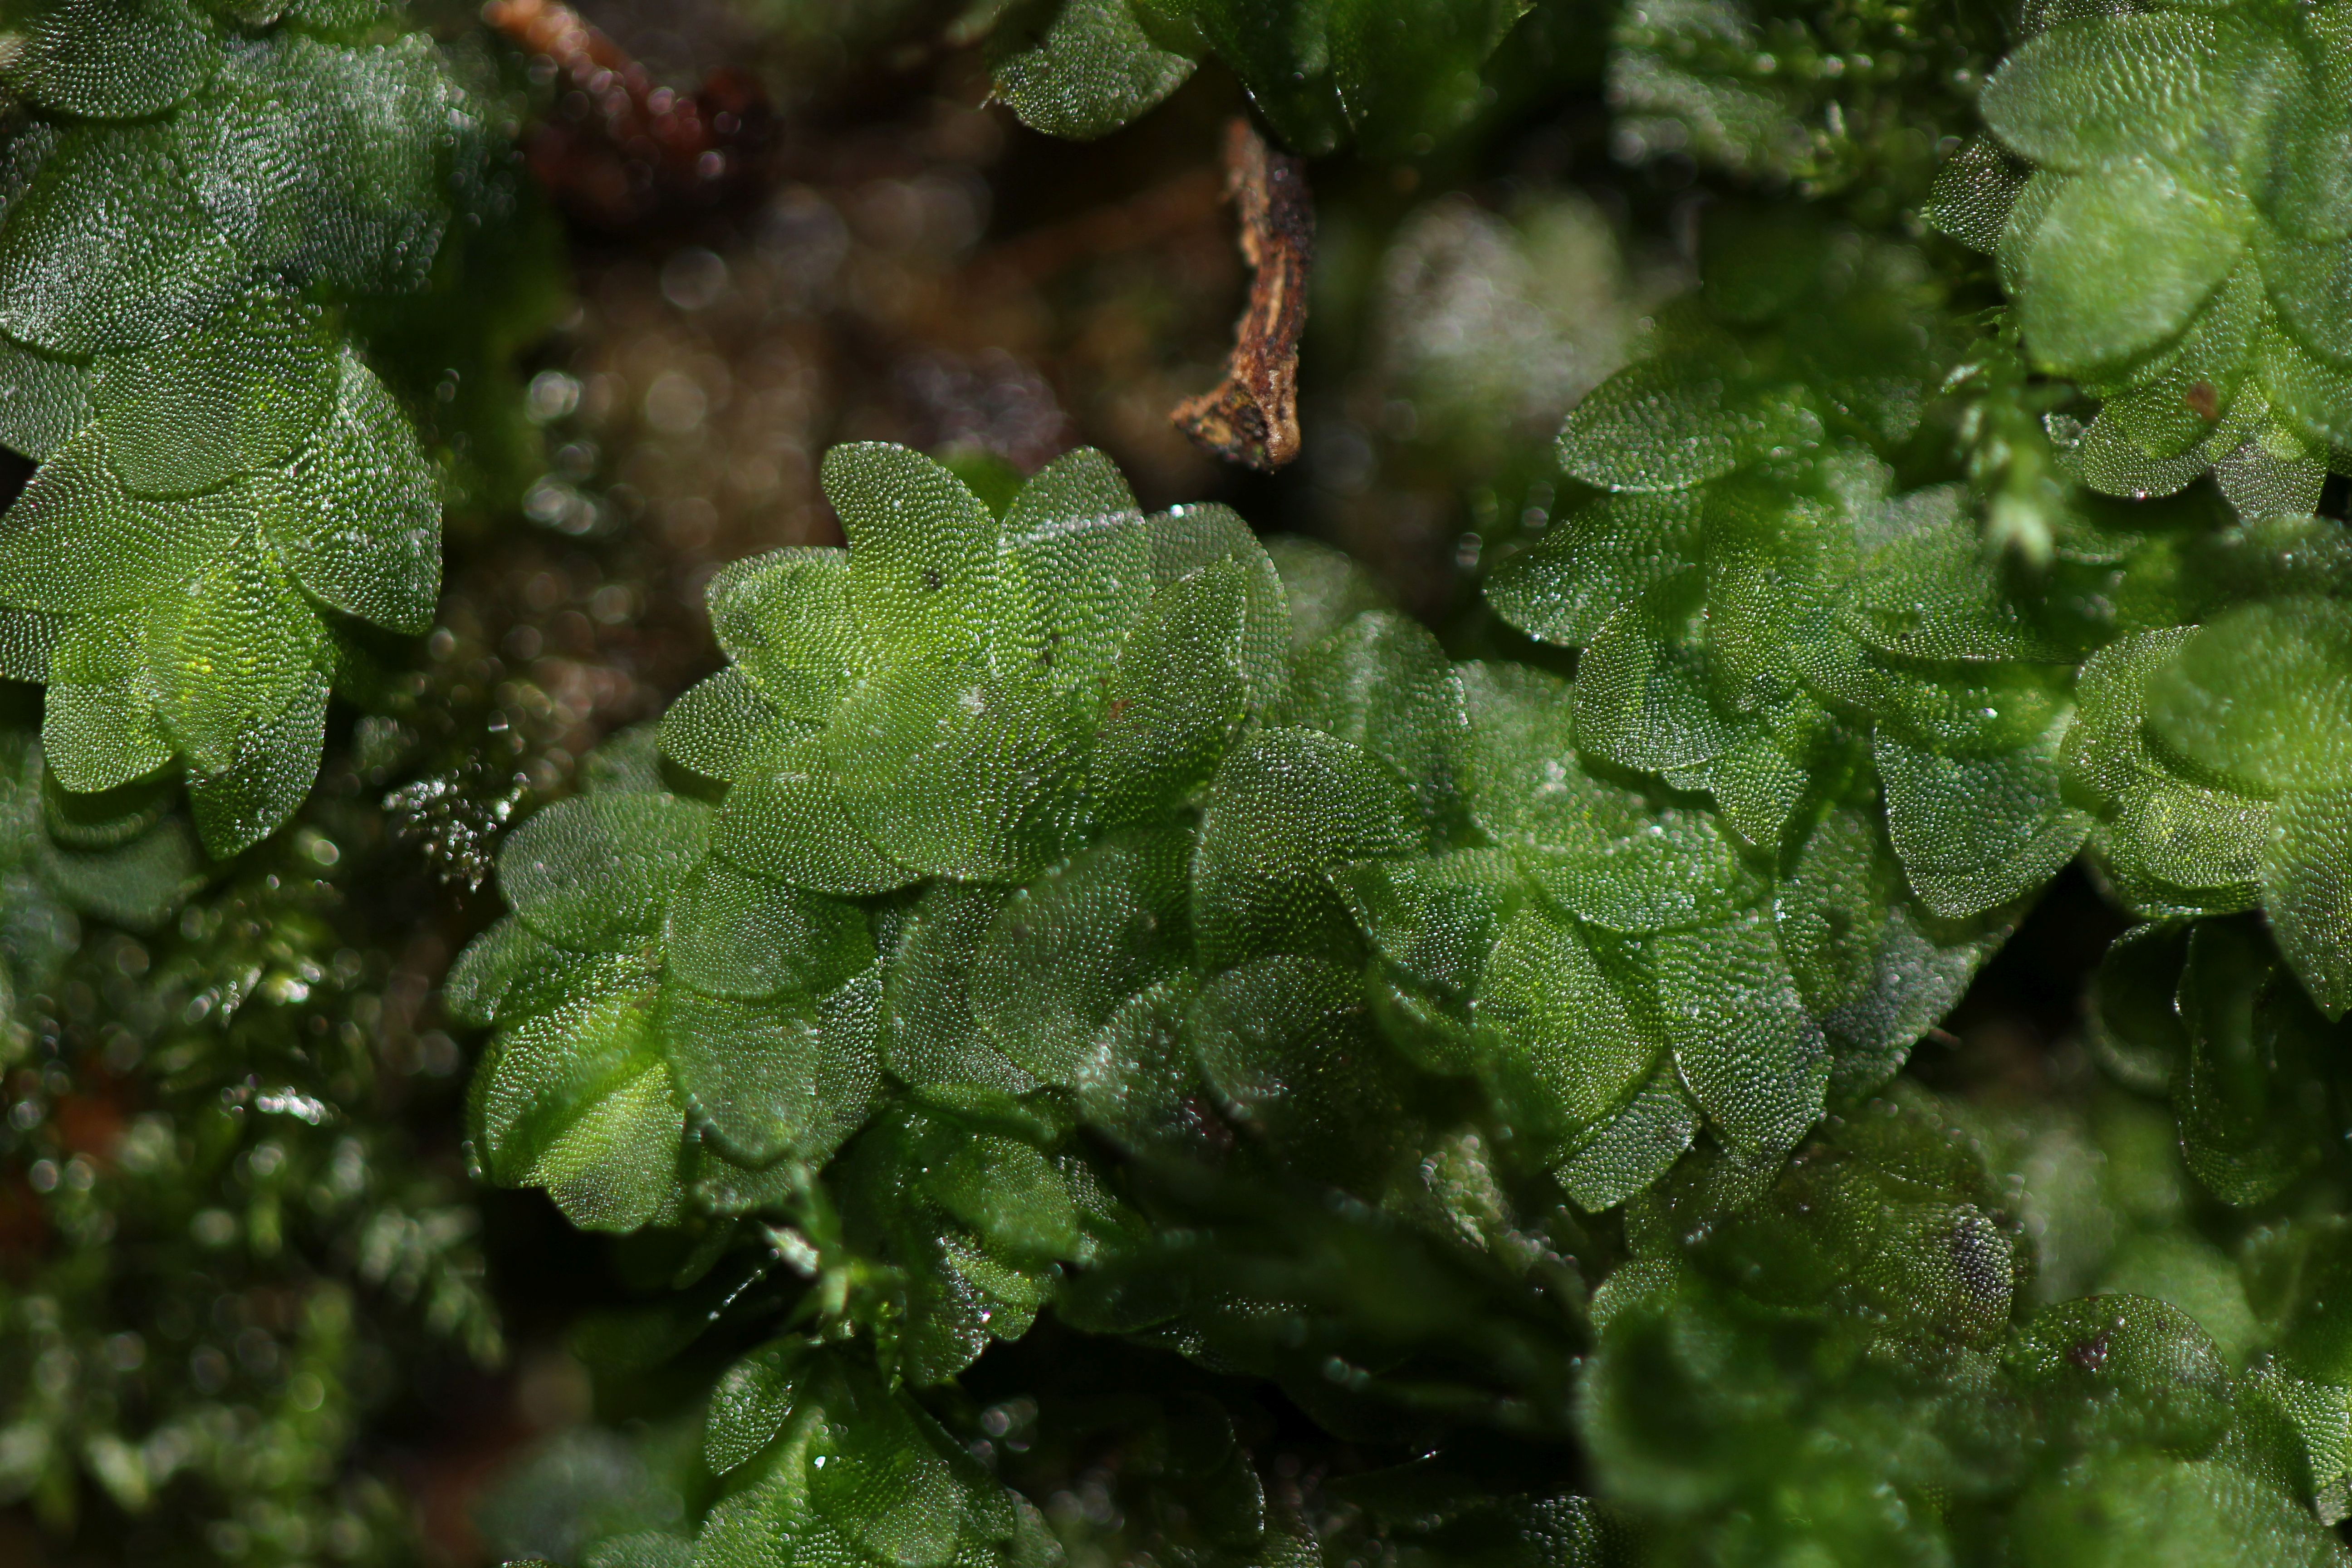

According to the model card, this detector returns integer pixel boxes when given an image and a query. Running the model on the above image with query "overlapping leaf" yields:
[1584,1089,2352,1565]
[0,6,501,855]
[1934,0,2352,510]
[2063,519,2352,1015]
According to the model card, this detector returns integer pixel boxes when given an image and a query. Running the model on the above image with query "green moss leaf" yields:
[987,0,1198,142]
[823,653,1087,883]
[969,826,1194,1086]
[1190,952,1419,1189]
[500,793,712,954]
[1472,902,1666,1150]
[470,989,688,1235]
[827,442,999,660]
[1191,727,1418,971]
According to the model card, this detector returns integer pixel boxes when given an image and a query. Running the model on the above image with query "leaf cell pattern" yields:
[0,5,503,856]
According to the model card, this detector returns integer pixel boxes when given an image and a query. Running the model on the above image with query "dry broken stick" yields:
[484,0,771,228]
[1173,118,1315,471]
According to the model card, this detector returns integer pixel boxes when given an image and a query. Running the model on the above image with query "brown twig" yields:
[482,0,770,229]
[1172,118,1314,471]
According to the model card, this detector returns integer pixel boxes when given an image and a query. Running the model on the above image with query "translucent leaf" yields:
[1875,724,2091,919]
[808,1365,977,1567]
[29,783,201,927]
[883,884,1039,1098]
[2019,162,2250,374]
[1191,726,1418,971]
[2211,431,2327,521]
[990,0,1199,142]
[1189,953,1417,1189]
[500,793,711,954]
[6,0,222,119]
[663,857,872,1001]
[0,333,92,460]
[1927,135,2030,255]
[0,123,243,355]
[706,547,864,723]
[0,425,240,615]
[969,826,1193,1086]
[1559,1066,1700,1212]
[185,672,327,856]
[1849,509,2081,663]
[445,914,655,1029]
[2263,227,2352,369]
[2145,597,2352,794]
[1559,354,1823,492]
[42,683,168,794]
[1266,535,1390,652]
[926,1132,1083,1265]
[1653,908,1831,1158]
[824,653,1086,882]
[2097,1232,2259,1367]
[1997,167,2066,298]
[251,350,440,634]
[1282,609,1468,842]
[809,968,886,1164]
[1144,502,1290,716]
[90,291,335,498]
[2262,327,2352,447]
[2260,787,2352,1018]
[826,443,998,659]
[2173,917,2330,1200]
[660,667,783,785]
[1334,846,1519,1002]
[1074,975,1218,1156]
[705,1340,810,1478]
[1574,599,1735,775]
[2006,1294,2232,1453]
[1458,660,1762,932]
[2065,627,2204,804]
[147,533,326,776]
[176,30,456,294]
[1145,0,1348,155]
[1090,561,1254,822]
[1483,491,1704,648]
[1813,897,2004,1098]
[656,984,825,1166]
[989,446,1152,703]
[470,990,686,1235]
[1472,903,1666,1148]
[713,729,918,899]
[1979,14,2234,175]
[1773,801,1900,1018]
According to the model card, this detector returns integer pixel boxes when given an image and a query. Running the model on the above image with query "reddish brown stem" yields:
[483,0,769,228]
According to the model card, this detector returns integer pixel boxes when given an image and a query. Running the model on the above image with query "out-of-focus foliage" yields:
[984,0,1536,153]
[1609,0,2001,221]
[1587,1087,2352,1563]
[0,709,498,1565]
